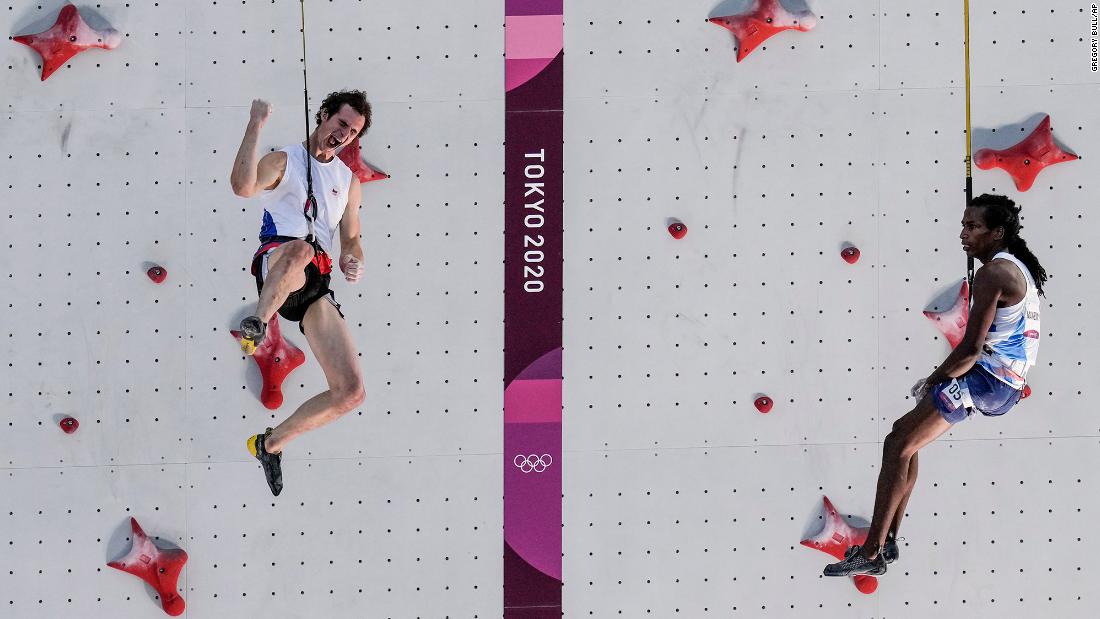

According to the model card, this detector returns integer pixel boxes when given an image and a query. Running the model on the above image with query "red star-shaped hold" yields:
[974,115,1079,192]
[12,3,122,81]
[801,496,878,594]
[231,315,305,410]
[709,0,817,62]
[923,280,970,349]
[107,518,187,616]
[338,135,390,184]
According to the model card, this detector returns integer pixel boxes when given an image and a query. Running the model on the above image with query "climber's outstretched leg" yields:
[824,393,951,576]
[246,294,364,496]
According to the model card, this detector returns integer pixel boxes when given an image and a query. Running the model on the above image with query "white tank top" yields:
[976,251,1041,389]
[256,143,353,256]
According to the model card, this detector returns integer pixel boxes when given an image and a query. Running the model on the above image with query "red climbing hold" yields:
[231,315,305,409]
[841,246,860,264]
[709,0,817,62]
[974,115,1079,192]
[923,280,970,349]
[1022,384,1032,399]
[754,396,773,413]
[853,574,878,594]
[107,517,187,616]
[801,496,869,559]
[12,3,122,81]
[147,265,167,284]
[801,495,877,594]
[337,135,390,184]
[59,416,78,433]
[668,222,688,239]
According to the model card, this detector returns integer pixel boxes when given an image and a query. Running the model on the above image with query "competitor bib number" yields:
[938,378,975,412]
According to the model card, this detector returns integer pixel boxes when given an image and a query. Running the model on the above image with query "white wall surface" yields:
[2,0,1097,617]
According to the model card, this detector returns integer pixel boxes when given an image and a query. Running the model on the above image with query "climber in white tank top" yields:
[976,251,1041,388]
[825,194,1048,578]
[228,91,373,497]
[256,142,353,258]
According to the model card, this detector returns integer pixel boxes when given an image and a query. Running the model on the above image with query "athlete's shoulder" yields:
[980,256,1017,274]
[261,149,289,169]
[253,150,290,193]
[988,254,1026,276]
[333,153,353,176]
[978,257,1024,290]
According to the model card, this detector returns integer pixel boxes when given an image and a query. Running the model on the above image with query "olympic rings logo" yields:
[513,453,553,473]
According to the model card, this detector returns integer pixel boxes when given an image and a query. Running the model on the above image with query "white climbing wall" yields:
[1,1,503,617]
[562,0,1098,617]
[2,0,1099,618]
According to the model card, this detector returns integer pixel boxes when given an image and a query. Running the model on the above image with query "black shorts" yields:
[252,247,344,335]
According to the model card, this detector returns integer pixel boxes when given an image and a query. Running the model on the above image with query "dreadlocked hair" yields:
[970,193,1048,297]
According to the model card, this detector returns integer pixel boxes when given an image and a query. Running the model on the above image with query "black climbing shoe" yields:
[246,428,283,496]
[239,315,267,355]
[823,544,887,577]
[882,536,902,564]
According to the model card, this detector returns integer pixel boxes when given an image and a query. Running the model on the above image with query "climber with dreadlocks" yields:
[229,91,370,496]
[824,194,1047,576]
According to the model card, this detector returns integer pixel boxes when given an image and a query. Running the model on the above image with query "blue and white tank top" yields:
[255,143,353,256]
[976,252,1041,389]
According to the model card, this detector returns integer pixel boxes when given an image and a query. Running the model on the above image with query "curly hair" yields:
[315,89,372,133]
